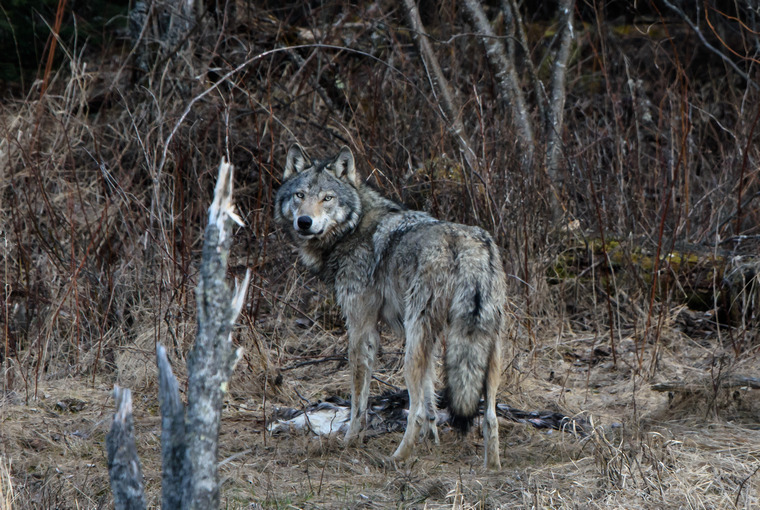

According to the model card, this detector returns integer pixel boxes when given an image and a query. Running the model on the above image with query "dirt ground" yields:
[1,300,758,509]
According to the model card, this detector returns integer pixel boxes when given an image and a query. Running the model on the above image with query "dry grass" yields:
[1,1,759,508]
[0,324,758,508]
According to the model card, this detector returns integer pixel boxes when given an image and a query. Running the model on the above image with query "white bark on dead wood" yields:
[462,0,535,162]
[106,387,147,510]
[107,159,249,509]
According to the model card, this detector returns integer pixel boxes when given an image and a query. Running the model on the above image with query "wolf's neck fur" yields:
[299,183,404,282]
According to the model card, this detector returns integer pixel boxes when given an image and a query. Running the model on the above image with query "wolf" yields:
[274,144,507,469]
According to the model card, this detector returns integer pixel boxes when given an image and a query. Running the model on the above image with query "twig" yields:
[735,464,760,507]
[662,0,759,90]
[371,375,400,392]
[280,355,347,371]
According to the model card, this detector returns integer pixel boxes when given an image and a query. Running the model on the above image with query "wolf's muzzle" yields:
[297,216,313,231]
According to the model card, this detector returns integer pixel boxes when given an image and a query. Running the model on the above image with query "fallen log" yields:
[652,375,760,393]
[550,237,760,325]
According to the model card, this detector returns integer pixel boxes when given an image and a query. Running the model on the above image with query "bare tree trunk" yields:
[106,159,249,509]
[183,159,247,508]
[462,0,535,162]
[545,0,575,187]
[401,0,479,174]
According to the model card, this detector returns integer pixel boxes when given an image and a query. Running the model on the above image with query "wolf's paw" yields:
[392,442,413,462]
[344,415,365,445]
[485,454,501,470]
[343,430,360,445]
[418,419,440,445]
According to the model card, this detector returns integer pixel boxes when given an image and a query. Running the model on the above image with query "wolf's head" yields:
[274,144,362,254]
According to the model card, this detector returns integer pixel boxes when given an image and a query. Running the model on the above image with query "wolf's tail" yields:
[443,242,505,433]
[443,330,496,432]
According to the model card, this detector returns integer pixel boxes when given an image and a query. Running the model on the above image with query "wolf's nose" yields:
[297,216,312,231]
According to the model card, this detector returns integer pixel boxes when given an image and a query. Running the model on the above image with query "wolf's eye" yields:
[295,192,305,199]
[323,195,333,202]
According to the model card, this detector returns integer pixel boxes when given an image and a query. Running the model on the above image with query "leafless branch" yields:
[662,0,759,90]
[401,0,480,174]
[462,0,535,162]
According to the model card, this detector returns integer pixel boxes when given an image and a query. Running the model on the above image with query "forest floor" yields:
[2,298,758,509]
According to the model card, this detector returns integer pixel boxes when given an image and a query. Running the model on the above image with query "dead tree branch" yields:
[107,158,249,509]
[462,0,535,161]
[106,386,147,510]
[401,0,480,174]
[652,375,760,393]
[157,343,186,509]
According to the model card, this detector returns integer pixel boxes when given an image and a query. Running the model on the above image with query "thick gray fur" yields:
[275,144,507,469]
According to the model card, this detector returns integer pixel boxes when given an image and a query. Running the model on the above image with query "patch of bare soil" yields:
[2,307,758,509]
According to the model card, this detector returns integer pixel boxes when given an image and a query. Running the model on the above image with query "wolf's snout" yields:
[297,216,313,231]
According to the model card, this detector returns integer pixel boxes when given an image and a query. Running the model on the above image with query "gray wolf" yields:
[274,144,507,469]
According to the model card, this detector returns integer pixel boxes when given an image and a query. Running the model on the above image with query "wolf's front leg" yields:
[345,322,380,442]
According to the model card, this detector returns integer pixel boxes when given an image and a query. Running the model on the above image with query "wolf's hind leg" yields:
[345,320,380,443]
[393,319,434,461]
[421,344,439,444]
[483,337,501,469]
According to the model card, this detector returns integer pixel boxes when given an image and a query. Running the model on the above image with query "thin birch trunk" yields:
[462,0,535,162]
[545,0,575,184]
[503,0,547,125]
[401,0,479,174]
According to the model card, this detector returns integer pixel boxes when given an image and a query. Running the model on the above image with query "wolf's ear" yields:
[331,146,358,186]
[284,144,311,180]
